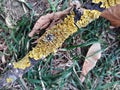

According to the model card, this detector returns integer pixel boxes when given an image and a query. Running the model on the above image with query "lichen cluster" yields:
[28,14,77,60]
[13,9,102,69]
[76,10,101,27]
[92,0,120,8]
[13,55,30,69]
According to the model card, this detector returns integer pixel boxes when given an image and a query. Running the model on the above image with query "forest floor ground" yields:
[0,0,120,90]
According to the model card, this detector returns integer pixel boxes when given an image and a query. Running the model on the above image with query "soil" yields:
[3,0,48,26]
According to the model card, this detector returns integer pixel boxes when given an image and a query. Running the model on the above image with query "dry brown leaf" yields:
[80,42,102,83]
[28,7,72,37]
[1,55,6,64]
[100,4,120,27]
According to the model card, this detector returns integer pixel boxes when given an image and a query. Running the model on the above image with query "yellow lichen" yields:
[92,0,120,8]
[6,78,12,83]
[76,9,101,27]
[13,55,30,69]
[28,14,77,60]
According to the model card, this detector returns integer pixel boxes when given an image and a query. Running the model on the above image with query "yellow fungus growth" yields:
[92,0,120,8]
[13,9,101,69]
[6,78,12,83]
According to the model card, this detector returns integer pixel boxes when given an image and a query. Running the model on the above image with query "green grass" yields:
[0,0,120,90]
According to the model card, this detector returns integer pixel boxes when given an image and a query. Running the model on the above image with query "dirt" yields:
[3,0,48,27]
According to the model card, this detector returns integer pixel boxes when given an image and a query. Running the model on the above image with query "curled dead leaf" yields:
[28,7,72,37]
[1,55,6,64]
[100,4,120,27]
[5,16,14,28]
[80,42,102,83]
